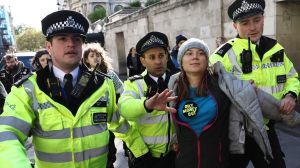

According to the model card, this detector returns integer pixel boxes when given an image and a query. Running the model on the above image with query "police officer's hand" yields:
[145,89,177,113]
[280,94,296,114]
[130,152,152,168]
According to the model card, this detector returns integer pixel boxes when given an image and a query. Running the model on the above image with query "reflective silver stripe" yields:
[23,81,54,111]
[258,84,284,95]
[143,135,169,144]
[122,90,140,99]
[32,128,70,139]
[227,48,242,79]
[139,114,168,125]
[287,67,297,78]
[0,131,18,142]
[136,79,145,97]
[261,62,284,69]
[111,110,120,123]
[36,150,72,163]
[23,81,40,112]
[23,81,43,132]
[75,146,108,162]
[0,116,31,136]
[33,124,107,139]
[73,124,106,138]
[115,122,129,134]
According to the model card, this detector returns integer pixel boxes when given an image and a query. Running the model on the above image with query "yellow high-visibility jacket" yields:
[210,37,300,126]
[118,71,176,158]
[210,37,300,100]
[0,73,146,168]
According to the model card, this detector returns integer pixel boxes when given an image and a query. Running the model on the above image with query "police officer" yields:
[210,0,300,168]
[0,54,31,93]
[119,32,177,168]
[0,10,144,168]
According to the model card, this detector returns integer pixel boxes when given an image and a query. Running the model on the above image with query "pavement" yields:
[248,124,300,168]
[275,121,300,137]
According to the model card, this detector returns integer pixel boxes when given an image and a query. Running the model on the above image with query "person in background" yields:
[31,49,51,71]
[82,42,123,168]
[127,47,144,77]
[216,36,226,48]
[119,31,177,168]
[168,38,231,168]
[0,54,31,93]
[170,34,187,70]
[210,0,300,167]
[0,81,7,114]
[0,10,144,168]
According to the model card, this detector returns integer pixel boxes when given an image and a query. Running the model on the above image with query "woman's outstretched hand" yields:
[145,89,177,113]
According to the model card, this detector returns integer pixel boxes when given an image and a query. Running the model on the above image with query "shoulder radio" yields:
[240,37,252,74]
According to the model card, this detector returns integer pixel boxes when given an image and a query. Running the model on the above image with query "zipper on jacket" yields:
[165,112,171,154]
[218,142,222,163]
[197,137,201,168]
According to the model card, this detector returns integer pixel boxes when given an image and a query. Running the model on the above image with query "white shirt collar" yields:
[149,73,166,83]
[256,40,260,46]
[52,65,79,86]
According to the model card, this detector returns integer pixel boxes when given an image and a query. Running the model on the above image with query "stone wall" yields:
[276,2,300,73]
[104,0,299,76]
[104,0,230,73]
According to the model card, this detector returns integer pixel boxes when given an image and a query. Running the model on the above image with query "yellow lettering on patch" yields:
[183,103,198,117]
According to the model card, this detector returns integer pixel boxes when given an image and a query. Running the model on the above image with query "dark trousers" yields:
[129,151,175,168]
[229,121,286,168]
[107,131,117,168]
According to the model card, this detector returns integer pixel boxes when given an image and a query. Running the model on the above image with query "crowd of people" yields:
[0,0,299,168]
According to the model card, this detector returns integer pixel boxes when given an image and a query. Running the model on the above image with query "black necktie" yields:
[64,74,73,97]
[157,76,166,93]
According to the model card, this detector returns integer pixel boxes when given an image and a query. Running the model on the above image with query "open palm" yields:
[145,89,177,113]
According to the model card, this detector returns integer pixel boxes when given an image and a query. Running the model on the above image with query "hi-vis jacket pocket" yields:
[39,112,64,131]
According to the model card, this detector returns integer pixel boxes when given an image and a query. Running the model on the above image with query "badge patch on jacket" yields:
[92,112,107,124]
[182,102,198,118]
[277,75,286,84]
[93,96,107,107]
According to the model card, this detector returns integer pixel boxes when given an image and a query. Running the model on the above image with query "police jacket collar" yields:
[148,73,166,83]
[52,65,79,86]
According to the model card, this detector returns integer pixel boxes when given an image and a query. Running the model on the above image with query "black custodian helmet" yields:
[41,10,89,40]
[228,0,265,22]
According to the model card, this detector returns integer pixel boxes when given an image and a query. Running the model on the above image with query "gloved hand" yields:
[129,152,152,168]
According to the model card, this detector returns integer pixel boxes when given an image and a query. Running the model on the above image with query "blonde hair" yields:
[82,43,113,72]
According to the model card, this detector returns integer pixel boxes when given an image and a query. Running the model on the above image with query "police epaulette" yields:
[128,75,143,82]
[216,43,232,57]
[95,70,111,79]
[270,49,284,62]
[14,72,33,87]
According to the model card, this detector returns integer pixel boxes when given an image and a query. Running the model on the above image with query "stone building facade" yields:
[103,0,300,78]
[59,0,147,17]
